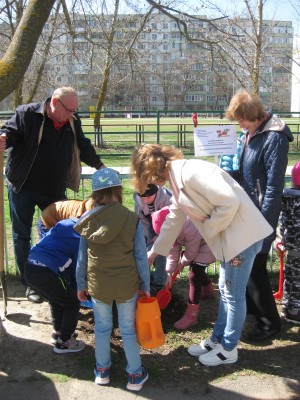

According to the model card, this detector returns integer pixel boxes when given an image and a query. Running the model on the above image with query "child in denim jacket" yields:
[75,168,150,392]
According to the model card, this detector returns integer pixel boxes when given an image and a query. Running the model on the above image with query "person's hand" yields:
[147,249,157,265]
[0,133,7,152]
[77,289,89,301]
[138,290,150,297]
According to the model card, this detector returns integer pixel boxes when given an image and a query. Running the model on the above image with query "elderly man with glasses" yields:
[0,86,105,303]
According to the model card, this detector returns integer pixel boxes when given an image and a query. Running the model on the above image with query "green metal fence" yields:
[1,109,299,275]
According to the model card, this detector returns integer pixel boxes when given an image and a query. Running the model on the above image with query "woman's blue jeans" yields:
[92,292,142,375]
[211,240,263,351]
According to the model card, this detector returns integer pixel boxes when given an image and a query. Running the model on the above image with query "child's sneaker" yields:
[50,331,77,345]
[126,366,148,391]
[94,367,110,385]
[53,337,85,354]
[199,343,238,366]
[187,337,218,357]
[50,331,60,345]
[201,282,216,299]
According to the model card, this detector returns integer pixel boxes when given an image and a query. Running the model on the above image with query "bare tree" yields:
[0,0,56,102]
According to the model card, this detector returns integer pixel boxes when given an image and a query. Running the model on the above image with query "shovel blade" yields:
[156,289,172,310]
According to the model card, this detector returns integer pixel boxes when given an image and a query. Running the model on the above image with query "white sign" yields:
[194,125,237,157]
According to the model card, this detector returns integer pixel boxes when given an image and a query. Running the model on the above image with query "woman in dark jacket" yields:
[225,89,293,341]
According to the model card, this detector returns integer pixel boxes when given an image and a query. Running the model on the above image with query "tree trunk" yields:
[252,0,262,94]
[13,78,24,108]
[94,0,120,132]
[26,3,61,104]
[0,0,56,102]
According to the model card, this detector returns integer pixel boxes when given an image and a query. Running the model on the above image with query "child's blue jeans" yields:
[92,292,142,375]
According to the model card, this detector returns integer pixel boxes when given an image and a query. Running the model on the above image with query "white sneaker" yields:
[187,337,218,357]
[199,343,238,366]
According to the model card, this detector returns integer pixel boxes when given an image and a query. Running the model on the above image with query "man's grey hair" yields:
[52,86,77,99]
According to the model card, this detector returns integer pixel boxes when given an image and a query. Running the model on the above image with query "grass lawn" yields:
[2,116,299,274]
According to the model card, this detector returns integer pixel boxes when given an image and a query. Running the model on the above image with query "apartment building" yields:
[0,12,294,112]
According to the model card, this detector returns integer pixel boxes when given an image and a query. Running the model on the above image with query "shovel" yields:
[0,152,8,316]
[273,241,285,300]
[156,270,179,310]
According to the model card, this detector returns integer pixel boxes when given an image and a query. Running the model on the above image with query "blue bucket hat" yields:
[92,168,122,192]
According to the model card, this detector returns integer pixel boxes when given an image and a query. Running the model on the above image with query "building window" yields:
[207,95,216,102]
[185,95,204,101]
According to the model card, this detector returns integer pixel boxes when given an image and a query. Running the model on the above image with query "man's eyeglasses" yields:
[58,99,78,113]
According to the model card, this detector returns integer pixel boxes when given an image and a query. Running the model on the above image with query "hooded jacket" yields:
[238,114,293,252]
[133,186,172,245]
[165,218,216,273]
[74,202,140,304]
[28,218,80,288]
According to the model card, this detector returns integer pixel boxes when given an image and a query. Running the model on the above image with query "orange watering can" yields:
[136,296,165,349]
[273,241,285,300]
[156,270,179,310]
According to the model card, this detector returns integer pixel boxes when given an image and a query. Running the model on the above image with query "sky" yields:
[205,0,300,35]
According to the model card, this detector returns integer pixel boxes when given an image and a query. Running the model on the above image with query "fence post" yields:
[157,111,160,144]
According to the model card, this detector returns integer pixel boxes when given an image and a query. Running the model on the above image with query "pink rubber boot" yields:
[201,281,215,299]
[173,303,199,330]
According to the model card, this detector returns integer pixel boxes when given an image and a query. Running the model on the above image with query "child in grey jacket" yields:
[134,184,172,295]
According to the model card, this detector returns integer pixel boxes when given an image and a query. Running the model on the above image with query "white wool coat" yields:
[153,159,273,262]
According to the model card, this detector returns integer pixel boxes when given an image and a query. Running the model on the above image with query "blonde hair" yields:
[130,144,183,194]
[52,86,77,100]
[226,89,266,122]
[91,186,123,207]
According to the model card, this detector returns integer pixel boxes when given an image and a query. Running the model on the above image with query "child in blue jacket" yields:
[24,217,85,354]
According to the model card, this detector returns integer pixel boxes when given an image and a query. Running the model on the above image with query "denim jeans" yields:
[92,292,142,375]
[147,243,167,287]
[8,187,66,285]
[211,240,263,351]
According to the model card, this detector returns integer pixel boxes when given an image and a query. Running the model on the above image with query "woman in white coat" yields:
[130,144,272,367]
